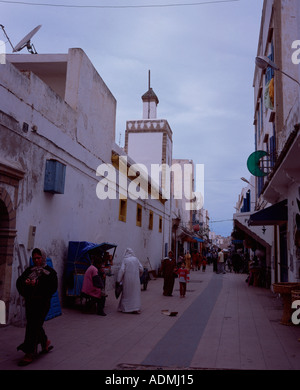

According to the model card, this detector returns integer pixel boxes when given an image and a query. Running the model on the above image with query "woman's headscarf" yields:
[123,248,135,258]
[28,248,50,281]
[33,248,47,267]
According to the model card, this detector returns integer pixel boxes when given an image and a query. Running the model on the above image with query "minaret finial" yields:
[148,69,151,90]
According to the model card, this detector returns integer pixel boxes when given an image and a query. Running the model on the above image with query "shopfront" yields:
[232,213,272,288]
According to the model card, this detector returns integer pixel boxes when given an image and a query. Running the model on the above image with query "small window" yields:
[119,199,127,222]
[159,216,163,233]
[149,211,153,230]
[136,204,142,227]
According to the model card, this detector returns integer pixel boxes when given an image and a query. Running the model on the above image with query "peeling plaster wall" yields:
[279,0,300,150]
[0,49,167,325]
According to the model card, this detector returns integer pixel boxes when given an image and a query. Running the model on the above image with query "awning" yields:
[248,199,287,226]
[233,219,271,248]
[193,237,204,243]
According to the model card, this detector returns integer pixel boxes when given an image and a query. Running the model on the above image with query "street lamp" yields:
[255,55,300,86]
[240,177,255,188]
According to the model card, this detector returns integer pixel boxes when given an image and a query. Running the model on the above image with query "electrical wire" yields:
[0,0,239,9]
[210,219,233,223]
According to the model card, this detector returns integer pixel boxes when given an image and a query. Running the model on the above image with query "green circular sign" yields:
[247,150,268,177]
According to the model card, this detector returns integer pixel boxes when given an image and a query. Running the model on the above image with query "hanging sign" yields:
[247,150,268,177]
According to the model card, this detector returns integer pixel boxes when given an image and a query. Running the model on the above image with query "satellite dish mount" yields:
[25,41,37,54]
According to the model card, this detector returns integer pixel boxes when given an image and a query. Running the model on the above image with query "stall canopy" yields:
[193,237,204,243]
[66,241,117,279]
[248,199,287,226]
[65,241,117,297]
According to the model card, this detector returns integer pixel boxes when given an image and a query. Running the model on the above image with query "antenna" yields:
[148,70,151,119]
[0,24,15,51]
[13,25,42,54]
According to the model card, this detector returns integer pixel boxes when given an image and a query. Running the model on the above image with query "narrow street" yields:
[1,264,299,371]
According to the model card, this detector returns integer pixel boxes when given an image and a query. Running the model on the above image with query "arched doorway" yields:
[0,189,17,322]
[0,158,24,324]
[0,198,10,299]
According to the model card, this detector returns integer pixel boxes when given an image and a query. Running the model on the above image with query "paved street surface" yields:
[1,265,300,371]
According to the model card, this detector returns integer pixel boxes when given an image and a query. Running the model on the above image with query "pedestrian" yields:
[184,250,191,271]
[202,255,207,272]
[117,248,144,314]
[177,254,184,266]
[16,248,58,366]
[197,252,202,270]
[176,261,189,297]
[212,251,218,272]
[206,251,212,265]
[217,248,225,274]
[81,256,107,316]
[232,252,242,273]
[162,250,177,296]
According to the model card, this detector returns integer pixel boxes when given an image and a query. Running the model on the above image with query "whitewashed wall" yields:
[1,49,169,324]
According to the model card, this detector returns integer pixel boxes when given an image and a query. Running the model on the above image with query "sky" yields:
[0,0,264,237]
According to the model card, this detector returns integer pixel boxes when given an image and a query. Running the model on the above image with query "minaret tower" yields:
[124,70,174,258]
[125,70,173,171]
[142,70,159,119]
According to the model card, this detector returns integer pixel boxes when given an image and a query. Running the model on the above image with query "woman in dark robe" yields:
[162,251,177,296]
[16,248,58,366]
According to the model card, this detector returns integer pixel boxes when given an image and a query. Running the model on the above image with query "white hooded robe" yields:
[117,248,144,313]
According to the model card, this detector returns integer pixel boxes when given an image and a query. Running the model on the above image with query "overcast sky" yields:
[1,0,263,237]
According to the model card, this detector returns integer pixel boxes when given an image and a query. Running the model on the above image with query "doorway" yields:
[279,223,288,282]
[0,189,17,323]
[0,199,10,301]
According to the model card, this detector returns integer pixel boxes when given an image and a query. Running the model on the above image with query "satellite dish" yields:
[13,25,42,54]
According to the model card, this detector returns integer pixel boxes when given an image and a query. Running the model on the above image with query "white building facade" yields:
[0,49,171,324]
[236,0,300,286]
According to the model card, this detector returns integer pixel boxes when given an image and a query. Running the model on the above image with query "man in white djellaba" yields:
[117,248,144,314]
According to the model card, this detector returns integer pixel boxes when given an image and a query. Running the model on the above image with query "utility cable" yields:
[0,0,240,9]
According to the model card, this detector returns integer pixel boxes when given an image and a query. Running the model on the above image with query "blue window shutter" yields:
[258,176,264,197]
[269,135,276,167]
[247,191,251,212]
[265,52,275,84]
[44,160,66,194]
[260,97,263,131]
[164,243,168,257]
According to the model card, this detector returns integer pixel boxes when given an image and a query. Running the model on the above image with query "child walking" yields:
[177,262,189,298]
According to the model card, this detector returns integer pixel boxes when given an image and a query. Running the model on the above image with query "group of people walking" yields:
[16,246,144,366]
[181,250,207,272]
[15,246,210,367]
